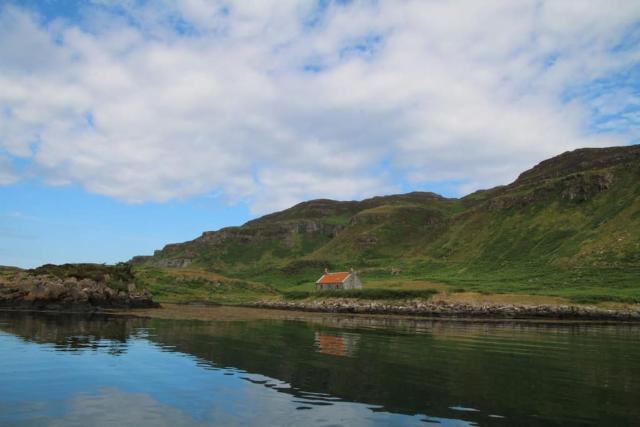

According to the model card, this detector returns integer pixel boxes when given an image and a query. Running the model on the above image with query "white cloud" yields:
[0,1,638,213]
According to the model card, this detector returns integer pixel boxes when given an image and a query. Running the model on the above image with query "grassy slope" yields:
[135,146,640,305]
[417,165,640,303]
[133,267,279,304]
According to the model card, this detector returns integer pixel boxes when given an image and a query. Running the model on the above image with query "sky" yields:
[1,0,639,268]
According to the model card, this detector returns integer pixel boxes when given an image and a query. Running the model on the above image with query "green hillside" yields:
[132,145,640,304]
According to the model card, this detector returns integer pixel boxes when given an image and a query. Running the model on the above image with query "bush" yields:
[568,295,640,304]
[29,263,135,290]
[282,291,312,299]
[282,288,438,300]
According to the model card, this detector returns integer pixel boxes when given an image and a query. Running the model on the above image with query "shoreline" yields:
[2,299,640,323]
[249,299,640,321]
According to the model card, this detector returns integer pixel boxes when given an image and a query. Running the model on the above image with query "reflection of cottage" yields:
[314,332,360,357]
[315,268,363,290]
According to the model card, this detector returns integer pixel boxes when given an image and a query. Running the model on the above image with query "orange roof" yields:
[317,272,350,284]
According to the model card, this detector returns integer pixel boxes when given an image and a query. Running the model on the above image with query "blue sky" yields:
[0,0,638,267]
[0,181,251,267]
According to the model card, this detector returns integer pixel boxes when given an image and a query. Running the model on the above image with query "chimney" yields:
[324,267,328,274]
[350,267,354,273]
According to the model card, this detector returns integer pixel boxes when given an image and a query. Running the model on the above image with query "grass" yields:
[410,262,640,304]
[23,261,635,308]
[134,266,278,304]
[147,259,640,307]
[567,295,640,304]
[322,213,352,225]
[267,259,640,306]
[0,266,22,284]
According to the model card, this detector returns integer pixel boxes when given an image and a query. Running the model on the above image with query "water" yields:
[0,310,639,426]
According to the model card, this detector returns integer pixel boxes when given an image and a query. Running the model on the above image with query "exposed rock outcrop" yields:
[513,145,640,186]
[0,273,158,311]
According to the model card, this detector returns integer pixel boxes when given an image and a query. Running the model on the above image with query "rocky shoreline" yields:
[252,299,640,321]
[0,273,158,311]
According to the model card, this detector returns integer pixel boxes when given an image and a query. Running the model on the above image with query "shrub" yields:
[29,263,135,290]
[568,295,640,304]
[282,288,438,300]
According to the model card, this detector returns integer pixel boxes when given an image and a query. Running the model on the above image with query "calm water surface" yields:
[0,310,639,426]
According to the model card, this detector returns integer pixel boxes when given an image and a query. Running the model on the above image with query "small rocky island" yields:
[0,263,158,311]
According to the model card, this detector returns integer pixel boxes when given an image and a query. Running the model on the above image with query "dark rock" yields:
[0,274,158,311]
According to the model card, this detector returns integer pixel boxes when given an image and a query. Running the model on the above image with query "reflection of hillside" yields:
[0,311,145,354]
[144,318,640,425]
[1,311,639,425]
[293,314,640,338]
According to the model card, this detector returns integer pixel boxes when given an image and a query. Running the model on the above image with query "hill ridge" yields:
[131,144,640,301]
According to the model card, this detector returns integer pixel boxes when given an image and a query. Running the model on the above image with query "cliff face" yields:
[133,145,640,278]
[137,219,346,269]
[136,192,452,270]
[510,145,640,186]
[464,145,640,210]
